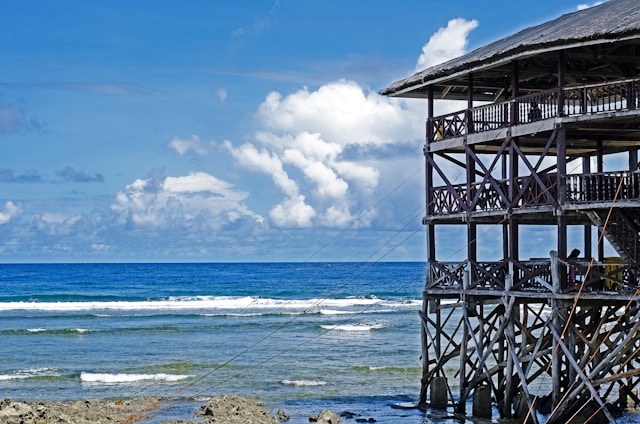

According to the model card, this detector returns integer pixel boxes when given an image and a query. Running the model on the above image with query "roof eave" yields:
[381,34,640,99]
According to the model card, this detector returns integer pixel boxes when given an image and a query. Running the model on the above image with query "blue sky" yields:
[0,0,604,262]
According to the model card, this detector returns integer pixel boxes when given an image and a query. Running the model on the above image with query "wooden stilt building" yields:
[381,1,640,422]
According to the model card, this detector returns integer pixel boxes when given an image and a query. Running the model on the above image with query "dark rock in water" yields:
[340,411,360,419]
[309,409,342,423]
[277,407,290,421]
[355,418,376,422]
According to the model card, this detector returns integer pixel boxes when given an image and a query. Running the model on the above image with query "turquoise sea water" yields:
[0,262,431,423]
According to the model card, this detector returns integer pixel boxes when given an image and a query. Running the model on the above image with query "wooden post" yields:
[558,50,566,116]
[467,73,474,134]
[630,149,638,172]
[422,85,435,407]
[511,61,519,125]
[583,157,592,258]
[557,127,567,289]
[427,85,434,142]
[467,145,477,287]
[597,139,605,261]
[509,137,519,262]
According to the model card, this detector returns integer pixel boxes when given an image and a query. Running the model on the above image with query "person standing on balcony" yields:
[568,248,580,285]
[528,101,542,121]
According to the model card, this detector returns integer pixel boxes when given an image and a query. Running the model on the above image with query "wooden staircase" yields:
[586,208,640,263]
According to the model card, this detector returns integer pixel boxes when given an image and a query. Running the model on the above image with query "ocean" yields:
[0,262,432,423]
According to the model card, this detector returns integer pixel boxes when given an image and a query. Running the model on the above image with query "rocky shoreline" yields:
[0,395,345,424]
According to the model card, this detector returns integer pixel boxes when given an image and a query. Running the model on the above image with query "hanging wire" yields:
[121,164,433,422]
[122,136,638,424]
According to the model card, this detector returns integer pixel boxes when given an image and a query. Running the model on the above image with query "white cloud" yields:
[282,147,348,199]
[224,141,316,228]
[231,80,425,229]
[168,135,209,156]
[415,18,479,71]
[0,201,21,224]
[111,172,264,230]
[224,141,300,198]
[269,195,315,228]
[577,2,604,10]
[164,172,239,196]
[221,18,480,230]
[256,80,422,147]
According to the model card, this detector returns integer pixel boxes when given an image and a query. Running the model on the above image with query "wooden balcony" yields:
[428,171,640,218]
[427,257,640,297]
[427,77,640,143]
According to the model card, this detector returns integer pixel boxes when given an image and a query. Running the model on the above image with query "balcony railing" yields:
[429,171,639,216]
[427,258,639,294]
[566,172,640,203]
[428,78,640,141]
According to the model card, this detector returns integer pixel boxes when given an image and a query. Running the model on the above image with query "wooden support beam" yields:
[467,73,474,134]
[549,320,618,423]
[511,60,519,125]
[596,139,605,261]
[558,50,566,117]
[630,149,638,171]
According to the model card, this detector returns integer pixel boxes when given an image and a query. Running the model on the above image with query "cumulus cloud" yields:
[221,17,479,230]
[111,171,264,230]
[269,195,315,228]
[0,201,21,224]
[415,18,479,71]
[256,80,421,147]
[224,141,300,197]
[168,135,209,156]
[225,80,424,229]
[224,140,316,227]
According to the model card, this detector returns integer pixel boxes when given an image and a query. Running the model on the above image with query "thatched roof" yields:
[381,0,640,100]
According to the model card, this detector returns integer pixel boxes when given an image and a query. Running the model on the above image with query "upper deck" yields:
[426,77,640,155]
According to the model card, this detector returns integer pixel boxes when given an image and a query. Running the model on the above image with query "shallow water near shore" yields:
[3,262,640,424]
[0,262,428,422]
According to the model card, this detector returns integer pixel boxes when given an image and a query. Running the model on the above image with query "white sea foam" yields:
[80,372,192,384]
[319,309,353,315]
[319,308,396,315]
[280,379,327,386]
[25,328,91,333]
[0,368,57,381]
[0,296,420,312]
[320,322,387,332]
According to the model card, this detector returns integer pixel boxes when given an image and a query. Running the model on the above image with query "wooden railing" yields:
[564,79,640,115]
[428,260,553,292]
[427,78,640,142]
[427,258,639,293]
[429,171,638,216]
[566,171,640,203]
[558,258,640,293]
